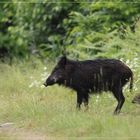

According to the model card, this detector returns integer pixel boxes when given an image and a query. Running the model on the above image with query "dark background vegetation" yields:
[0,0,140,63]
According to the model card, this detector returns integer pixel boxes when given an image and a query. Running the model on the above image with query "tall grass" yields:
[0,59,140,139]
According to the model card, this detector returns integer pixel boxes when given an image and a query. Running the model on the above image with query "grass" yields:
[0,61,140,140]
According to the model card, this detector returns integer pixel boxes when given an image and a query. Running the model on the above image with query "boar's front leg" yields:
[76,92,83,110]
[76,91,89,110]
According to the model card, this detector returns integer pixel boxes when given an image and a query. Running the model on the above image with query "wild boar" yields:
[44,56,133,114]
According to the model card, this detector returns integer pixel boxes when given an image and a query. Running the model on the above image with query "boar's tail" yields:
[129,72,133,92]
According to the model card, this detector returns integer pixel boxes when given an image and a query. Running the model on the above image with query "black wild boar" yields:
[44,56,133,114]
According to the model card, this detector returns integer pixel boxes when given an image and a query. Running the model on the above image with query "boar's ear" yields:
[58,56,67,67]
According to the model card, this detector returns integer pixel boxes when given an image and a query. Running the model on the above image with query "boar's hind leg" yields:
[112,88,125,115]
[83,94,89,110]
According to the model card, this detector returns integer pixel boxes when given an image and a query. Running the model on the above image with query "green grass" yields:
[0,61,140,140]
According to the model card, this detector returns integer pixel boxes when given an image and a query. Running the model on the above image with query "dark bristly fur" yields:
[44,56,133,114]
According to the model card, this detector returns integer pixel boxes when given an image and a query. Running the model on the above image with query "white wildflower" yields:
[29,83,34,88]
[29,80,40,88]
[96,99,98,103]
[134,57,138,61]
[41,77,46,81]
[44,67,47,70]
[108,94,112,99]
[97,95,99,99]
[41,72,49,77]
[29,76,33,79]
[126,59,130,64]
[40,85,45,89]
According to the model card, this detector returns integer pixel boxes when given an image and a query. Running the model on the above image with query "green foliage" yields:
[0,1,140,61]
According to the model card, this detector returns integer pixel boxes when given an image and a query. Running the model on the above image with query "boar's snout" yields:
[44,76,57,87]
[43,82,48,87]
